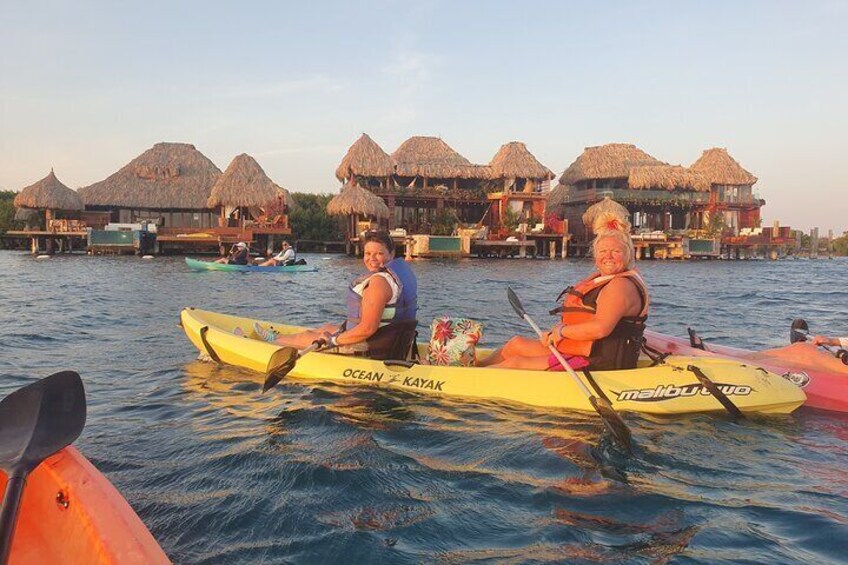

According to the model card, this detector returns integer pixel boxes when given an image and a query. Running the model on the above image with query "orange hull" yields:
[0,446,169,564]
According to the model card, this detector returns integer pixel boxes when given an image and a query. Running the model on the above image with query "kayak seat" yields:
[688,327,706,350]
[364,319,419,361]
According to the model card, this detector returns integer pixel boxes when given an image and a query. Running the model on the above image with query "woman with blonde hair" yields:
[479,211,650,371]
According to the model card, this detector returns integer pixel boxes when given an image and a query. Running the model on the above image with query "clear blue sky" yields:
[1,1,846,233]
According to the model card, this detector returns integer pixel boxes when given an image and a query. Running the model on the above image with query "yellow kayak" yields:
[180,308,805,415]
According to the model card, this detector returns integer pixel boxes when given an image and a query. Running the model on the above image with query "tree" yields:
[430,208,459,236]
[502,206,521,232]
[0,191,21,234]
[832,233,848,256]
[704,210,726,238]
[289,193,344,241]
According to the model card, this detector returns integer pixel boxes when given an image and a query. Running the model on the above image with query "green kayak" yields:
[185,257,317,273]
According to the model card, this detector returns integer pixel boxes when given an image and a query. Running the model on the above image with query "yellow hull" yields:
[180,308,805,415]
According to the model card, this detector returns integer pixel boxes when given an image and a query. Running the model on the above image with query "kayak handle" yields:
[199,326,223,364]
[383,360,415,370]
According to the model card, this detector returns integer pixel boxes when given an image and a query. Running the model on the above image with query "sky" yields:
[1,0,846,234]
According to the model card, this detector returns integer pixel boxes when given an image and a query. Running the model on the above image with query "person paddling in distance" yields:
[479,213,650,371]
[214,241,250,265]
[257,240,295,266]
[255,230,419,359]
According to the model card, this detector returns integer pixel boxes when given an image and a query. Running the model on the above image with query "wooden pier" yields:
[7,230,88,255]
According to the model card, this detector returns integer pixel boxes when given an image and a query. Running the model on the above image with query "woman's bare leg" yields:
[478,335,549,366]
[488,354,550,370]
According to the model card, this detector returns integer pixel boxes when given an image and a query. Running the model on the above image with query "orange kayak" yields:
[0,446,169,564]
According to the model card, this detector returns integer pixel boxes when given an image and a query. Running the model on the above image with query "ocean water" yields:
[1,252,846,564]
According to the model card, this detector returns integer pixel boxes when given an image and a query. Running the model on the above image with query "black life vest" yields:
[553,270,650,370]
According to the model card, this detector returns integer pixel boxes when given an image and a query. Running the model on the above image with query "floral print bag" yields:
[427,317,483,367]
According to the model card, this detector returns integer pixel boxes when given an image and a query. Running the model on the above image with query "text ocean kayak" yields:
[0,446,169,564]
[645,330,848,413]
[185,257,317,273]
[180,308,805,415]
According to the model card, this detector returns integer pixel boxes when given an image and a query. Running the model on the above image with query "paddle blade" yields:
[0,371,86,476]
[790,318,809,344]
[589,396,632,453]
[506,287,526,319]
[262,347,299,392]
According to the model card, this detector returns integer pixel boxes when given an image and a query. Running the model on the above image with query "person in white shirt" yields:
[257,241,296,266]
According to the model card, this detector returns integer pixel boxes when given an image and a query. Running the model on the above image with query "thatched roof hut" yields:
[392,136,484,179]
[327,183,389,219]
[559,143,664,186]
[628,165,710,192]
[208,153,291,208]
[582,196,631,229]
[690,148,757,186]
[78,142,221,209]
[335,133,394,182]
[488,142,554,181]
[546,183,572,209]
[14,170,83,211]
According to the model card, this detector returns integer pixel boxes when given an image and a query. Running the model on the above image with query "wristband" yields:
[328,335,339,348]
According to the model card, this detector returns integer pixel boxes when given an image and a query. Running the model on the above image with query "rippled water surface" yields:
[2,252,847,564]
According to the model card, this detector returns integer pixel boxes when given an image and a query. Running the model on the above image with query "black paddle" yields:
[686,365,745,420]
[0,371,86,564]
[262,331,342,393]
[506,287,633,453]
[790,318,848,365]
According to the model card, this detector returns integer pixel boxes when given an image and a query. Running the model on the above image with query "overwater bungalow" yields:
[326,182,390,254]
[78,142,222,229]
[72,142,293,254]
[14,169,84,224]
[553,143,711,245]
[208,153,294,230]
[12,170,86,253]
[485,141,556,237]
[387,136,490,230]
[335,133,396,190]
[689,148,763,234]
[334,134,557,235]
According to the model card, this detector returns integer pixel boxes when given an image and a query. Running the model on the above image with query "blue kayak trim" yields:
[185,257,317,273]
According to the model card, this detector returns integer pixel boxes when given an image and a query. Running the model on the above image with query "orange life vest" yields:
[552,270,650,370]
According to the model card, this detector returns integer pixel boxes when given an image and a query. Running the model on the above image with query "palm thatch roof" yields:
[208,153,291,208]
[559,143,664,185]
[392,136,485,179]
[335,133,394,182]
[546,183,572,209]
[628,165,711,192]
[690,148,757,186]
[78,142,221,209]
[326,183,389,219]
[273,186,296,210]
[14,207,39,221]
[582,196,630,228]
[488,142,554,180]
[14,170,83,211]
